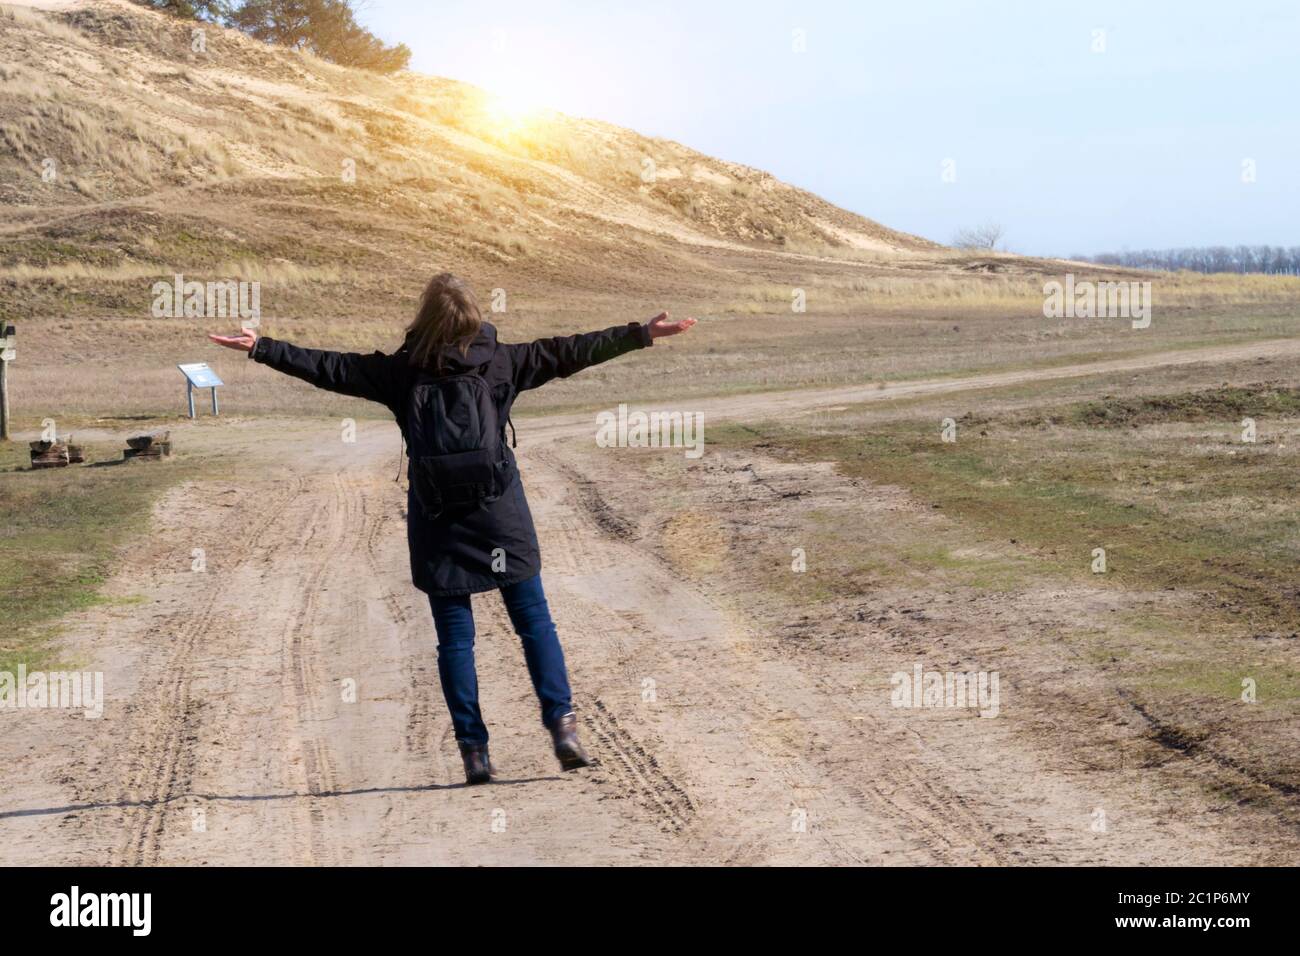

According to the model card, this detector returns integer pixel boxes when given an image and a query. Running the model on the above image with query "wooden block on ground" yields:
[125,430,170,452]
[31,443,70,469]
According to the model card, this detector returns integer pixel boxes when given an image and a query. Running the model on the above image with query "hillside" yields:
[0,0,938,262]
[1,0,1293,423]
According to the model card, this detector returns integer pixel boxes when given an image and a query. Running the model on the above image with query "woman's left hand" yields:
[647,312,697,339]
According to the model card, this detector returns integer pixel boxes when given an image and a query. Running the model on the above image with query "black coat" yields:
[250,321,652,596]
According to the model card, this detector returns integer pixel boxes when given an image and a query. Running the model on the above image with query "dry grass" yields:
[0,3,90,47]
[0,258,344,284]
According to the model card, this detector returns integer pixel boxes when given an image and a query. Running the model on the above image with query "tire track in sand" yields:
[115,476,306,866]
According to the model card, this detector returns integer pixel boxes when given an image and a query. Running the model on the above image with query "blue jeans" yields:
[429,574,573,745]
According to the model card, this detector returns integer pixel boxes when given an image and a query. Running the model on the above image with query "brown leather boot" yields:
[458,741,493,785]
[548,712,591,771]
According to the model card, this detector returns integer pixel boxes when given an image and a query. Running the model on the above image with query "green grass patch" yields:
[1141,660,1300,701]
[707,405,1300,631]
[0,440,196,672]
[1018,383,1300,428]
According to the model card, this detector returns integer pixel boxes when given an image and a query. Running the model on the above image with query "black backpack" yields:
[405,366,513,519]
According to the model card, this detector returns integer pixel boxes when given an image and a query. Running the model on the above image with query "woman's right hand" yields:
[646,311,697,339]
[207,327,259,352]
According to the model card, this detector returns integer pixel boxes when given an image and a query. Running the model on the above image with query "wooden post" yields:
[0,354,9,441]
[0,324,14,442]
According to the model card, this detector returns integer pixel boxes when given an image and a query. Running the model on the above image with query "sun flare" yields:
[480,83,551,135]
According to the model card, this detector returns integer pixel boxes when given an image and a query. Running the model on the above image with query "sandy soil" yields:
[2,342,1298,865]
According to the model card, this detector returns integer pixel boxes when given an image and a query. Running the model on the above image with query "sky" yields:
[355,0,1299,256]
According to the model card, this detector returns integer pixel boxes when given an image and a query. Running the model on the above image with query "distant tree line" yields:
[134,0,410,73]
[1073,246,1300,276]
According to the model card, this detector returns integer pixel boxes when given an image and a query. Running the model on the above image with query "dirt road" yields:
[3,341,1297,865]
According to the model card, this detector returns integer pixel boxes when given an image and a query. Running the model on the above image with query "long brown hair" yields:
[404,273,482,368]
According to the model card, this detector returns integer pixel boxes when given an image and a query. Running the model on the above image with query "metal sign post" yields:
[0,324,14,441]
[178,362,224,418]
